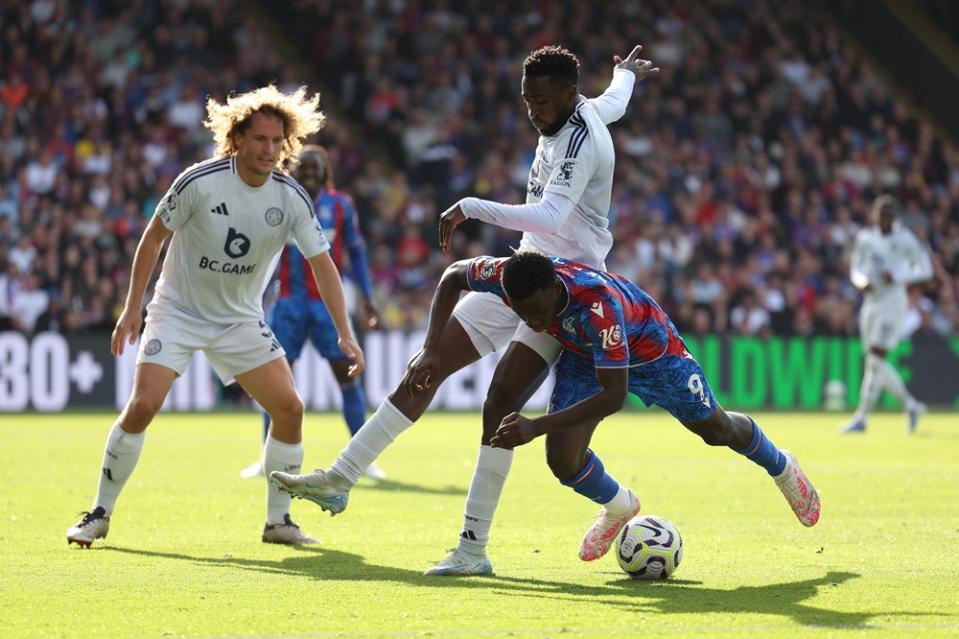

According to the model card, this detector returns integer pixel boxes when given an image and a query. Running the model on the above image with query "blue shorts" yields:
[549,350,717,423]
[270,298,347,362]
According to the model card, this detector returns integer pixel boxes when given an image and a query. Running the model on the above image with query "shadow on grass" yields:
[353,477,466,497]
[102,546,940,628]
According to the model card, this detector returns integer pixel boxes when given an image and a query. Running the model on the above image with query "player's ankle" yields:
[328,469,353,490]
[456,540,488,557]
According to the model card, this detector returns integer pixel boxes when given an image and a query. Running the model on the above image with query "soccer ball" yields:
[615,514,683,580]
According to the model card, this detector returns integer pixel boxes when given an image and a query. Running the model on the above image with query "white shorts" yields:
[136,305,286,385]
[451,292,562,364]
[859,304,904,351]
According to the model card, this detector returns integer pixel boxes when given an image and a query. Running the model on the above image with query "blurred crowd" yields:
[2,0,957,340]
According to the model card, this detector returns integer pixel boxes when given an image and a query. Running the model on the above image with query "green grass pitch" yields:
[2,411,957,638]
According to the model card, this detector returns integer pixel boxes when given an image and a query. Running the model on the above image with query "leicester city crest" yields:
[264,207,284,227]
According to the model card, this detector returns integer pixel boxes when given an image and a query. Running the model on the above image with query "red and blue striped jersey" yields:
[466,256,688,368]
[278,188,372,300]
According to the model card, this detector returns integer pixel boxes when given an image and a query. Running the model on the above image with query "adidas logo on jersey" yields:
[210,202,229,216]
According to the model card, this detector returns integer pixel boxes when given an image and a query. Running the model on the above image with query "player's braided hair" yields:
[204,84,325,172]
[523,45,580,85]
[503,252,556,301]
[300,144,335,189]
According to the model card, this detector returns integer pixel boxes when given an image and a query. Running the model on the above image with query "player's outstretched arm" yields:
[899,232,934,285]
[589,44,659,125]
[849,233,873,293]
[490,367,627,448]
[440,192,576,249]
[308,252,365,377]
[111,215,172,357]
[400,260,471,397]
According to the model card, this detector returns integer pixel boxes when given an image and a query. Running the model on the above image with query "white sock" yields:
[602,485,634,518]
[876,358,916,408]
[853,353,884,421]
[457,446,513,554]
[264,437,303,525]
[95,422,145,515]
[330,399,412,486]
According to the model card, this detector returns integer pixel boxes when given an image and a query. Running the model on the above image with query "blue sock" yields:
[561,450,620,504]
[261,411,270,442]
[340,381,367,437]
[736,418,787,476]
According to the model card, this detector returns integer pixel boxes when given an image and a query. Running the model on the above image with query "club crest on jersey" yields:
[550,160,574,188]
[144,339,162,355]
[477,260,497,280]
[264,207,284,227]
[562,316,576,333]
[224,227,251,259]
[599,324,623,350]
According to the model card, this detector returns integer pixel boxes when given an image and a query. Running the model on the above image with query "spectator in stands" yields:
[1,0,956,346]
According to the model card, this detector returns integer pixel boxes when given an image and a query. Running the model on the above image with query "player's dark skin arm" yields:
[400,260,472,397]
[490,367,627,448]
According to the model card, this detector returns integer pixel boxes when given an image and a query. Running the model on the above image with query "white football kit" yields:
[453,68,635,361]
[850,224,932,350]
[137,156,330,384]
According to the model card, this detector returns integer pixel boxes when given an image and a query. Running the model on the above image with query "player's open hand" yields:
[438,203,466,252]
[613,45,659,81]
[401,347,439,398]
[337,337,365,377]
[111,306,142,357]
[363,299,381,330]
[490,412,539,449]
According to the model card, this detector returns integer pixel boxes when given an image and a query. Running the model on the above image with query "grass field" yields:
[2,411,957,638]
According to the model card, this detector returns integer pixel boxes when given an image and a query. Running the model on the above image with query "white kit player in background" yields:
[271,45,658,576]
[66,85,364,548]
[841,195,932,434]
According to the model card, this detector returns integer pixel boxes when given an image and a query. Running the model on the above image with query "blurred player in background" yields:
[240,144,382,479]
[403,251,821,565]
[272,44,659,575]
[841,195,933,434]
[66,86,363,548]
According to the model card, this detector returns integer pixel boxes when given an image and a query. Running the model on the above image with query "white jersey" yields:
[149,156,330,324]
[519,73,631,269]
[850,224,932,313]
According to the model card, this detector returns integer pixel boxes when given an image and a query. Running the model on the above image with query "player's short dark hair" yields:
[503,252,556,300]
[523,45,580,85]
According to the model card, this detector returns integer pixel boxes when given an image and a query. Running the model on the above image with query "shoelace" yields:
[77,508,105,526]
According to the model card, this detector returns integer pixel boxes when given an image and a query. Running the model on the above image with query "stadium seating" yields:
[1,0,956,340]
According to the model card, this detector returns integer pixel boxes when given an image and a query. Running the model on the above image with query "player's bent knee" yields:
[281,396,305,426]
[483,381,520,418]
[122,396,162,429]
[698,427,728,447]
[683,417,730,447]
